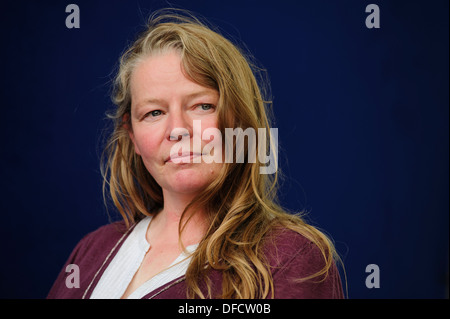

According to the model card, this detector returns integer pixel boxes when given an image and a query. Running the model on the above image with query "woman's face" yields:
[129,50,223,197]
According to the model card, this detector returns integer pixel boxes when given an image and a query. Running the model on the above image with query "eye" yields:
[197,103,214,111]
[146,110,162,117]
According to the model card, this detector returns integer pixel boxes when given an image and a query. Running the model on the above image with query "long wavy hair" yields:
[101,9,341,299]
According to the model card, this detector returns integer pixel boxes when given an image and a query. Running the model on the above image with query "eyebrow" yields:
[134,90,218,109]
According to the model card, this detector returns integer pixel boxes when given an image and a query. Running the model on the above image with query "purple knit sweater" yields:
[47,221,344,299]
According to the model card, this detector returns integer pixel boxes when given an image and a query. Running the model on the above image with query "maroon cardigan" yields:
[47,221,344,299]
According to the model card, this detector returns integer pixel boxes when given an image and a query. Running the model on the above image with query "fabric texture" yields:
[89,216,198,299]
[47,220,344,299]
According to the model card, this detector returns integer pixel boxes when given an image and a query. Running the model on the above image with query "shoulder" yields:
[47,220,131,299]
[79,221,129,249]
[263,227,344,299]
[70,221,129,262]
[263,227,320,269]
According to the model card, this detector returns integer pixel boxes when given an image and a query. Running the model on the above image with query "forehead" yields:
[130,51,218,105]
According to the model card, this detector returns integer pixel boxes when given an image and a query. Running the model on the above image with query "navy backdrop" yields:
[0,0,448,299]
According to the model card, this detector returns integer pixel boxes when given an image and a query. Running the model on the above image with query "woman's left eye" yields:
[198,103,214,111]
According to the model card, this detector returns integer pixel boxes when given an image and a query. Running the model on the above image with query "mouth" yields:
[165,152,203,163]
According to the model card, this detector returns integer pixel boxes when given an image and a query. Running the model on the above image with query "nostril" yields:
[169,128,190,141]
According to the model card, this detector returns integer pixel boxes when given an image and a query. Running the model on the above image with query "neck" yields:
[148,190,208,247]
[160,190,195,221]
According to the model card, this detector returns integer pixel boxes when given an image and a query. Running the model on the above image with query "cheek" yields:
[200,122,224,163]
[199,117,220,141]
[132,130,161,159]
[141,140,160,159]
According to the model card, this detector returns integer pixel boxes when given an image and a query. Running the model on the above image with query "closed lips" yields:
[166,152,202,162]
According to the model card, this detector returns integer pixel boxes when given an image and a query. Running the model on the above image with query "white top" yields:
[90,216,198,299]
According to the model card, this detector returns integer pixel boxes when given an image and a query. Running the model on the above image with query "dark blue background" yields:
[0,0,448,299]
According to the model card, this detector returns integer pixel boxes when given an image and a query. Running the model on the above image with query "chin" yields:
[163,168,218,194]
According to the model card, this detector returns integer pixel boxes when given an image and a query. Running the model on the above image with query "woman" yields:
[48,9,344,299]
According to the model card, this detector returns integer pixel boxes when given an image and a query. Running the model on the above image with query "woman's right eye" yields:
[146,110,162,117]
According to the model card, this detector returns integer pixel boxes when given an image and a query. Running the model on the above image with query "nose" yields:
[169,128,189,141]
[165,108,192,141]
